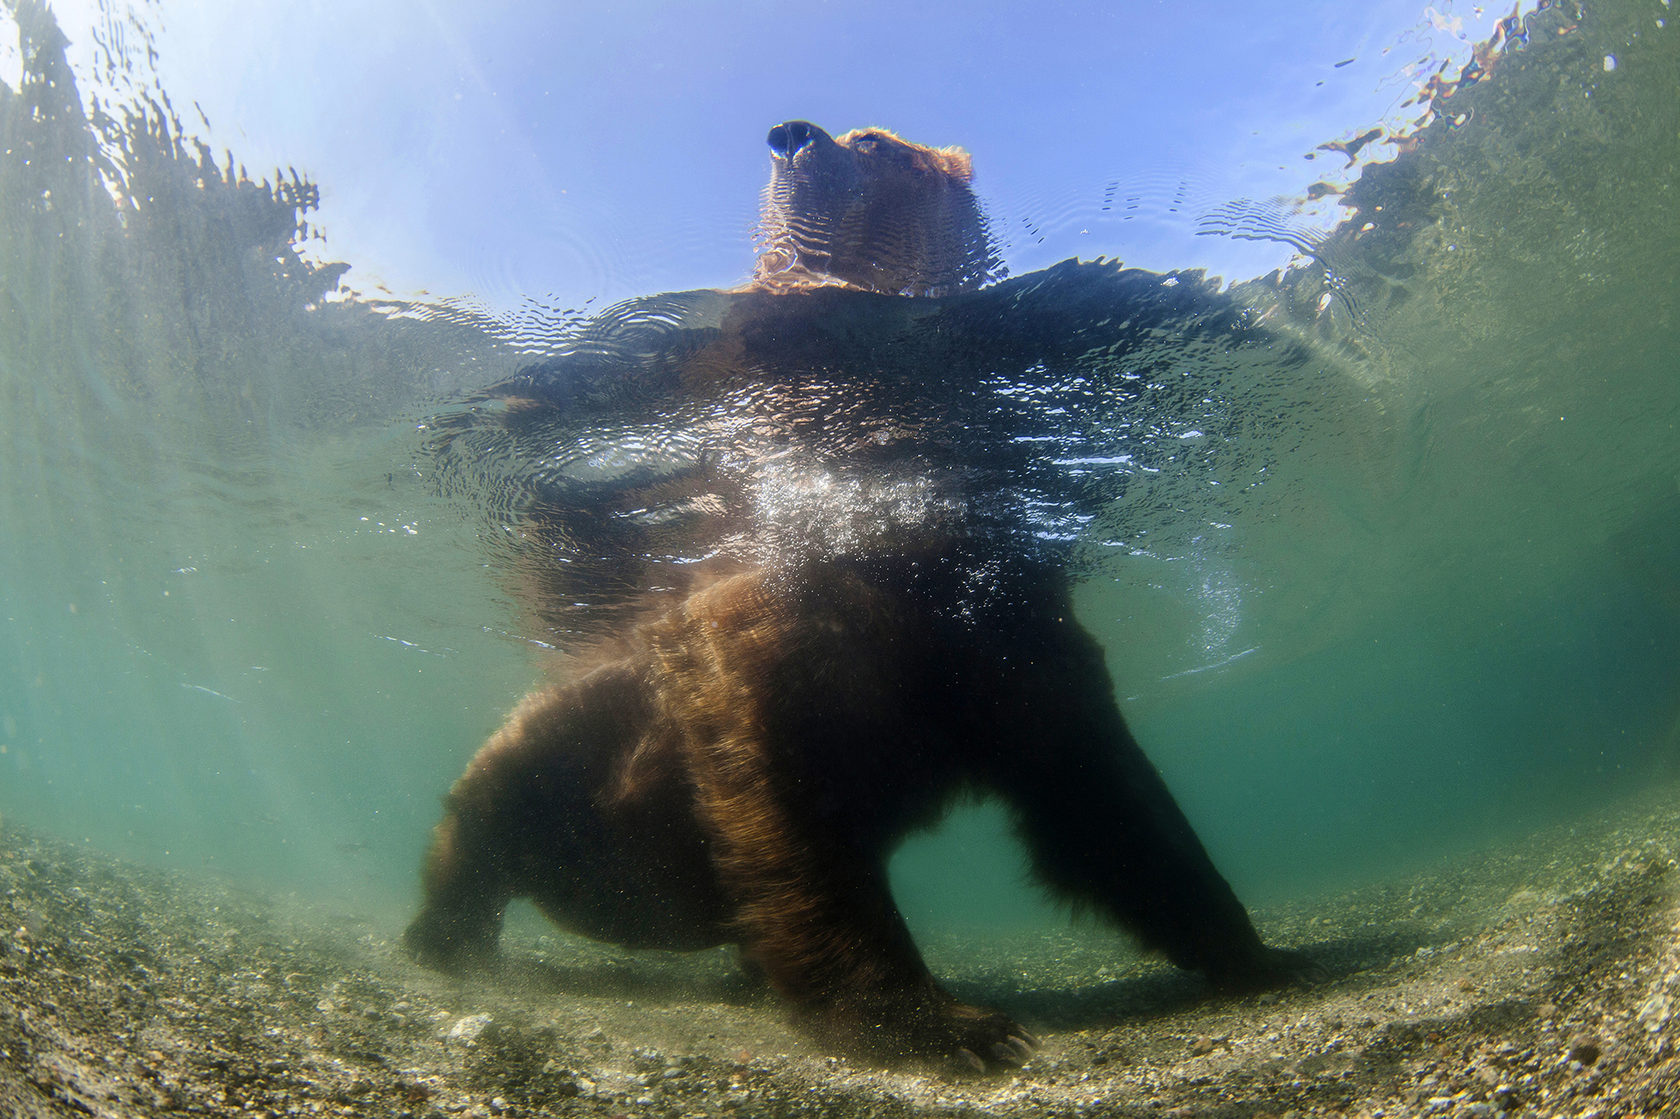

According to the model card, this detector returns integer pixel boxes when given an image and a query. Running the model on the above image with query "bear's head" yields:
[752,120,1001,297]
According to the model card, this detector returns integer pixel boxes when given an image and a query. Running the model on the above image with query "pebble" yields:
[1636,991,1671,1031]
[445,1014,492,1044]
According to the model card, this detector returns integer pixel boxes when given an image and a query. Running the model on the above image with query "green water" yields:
[1,0,1677,943]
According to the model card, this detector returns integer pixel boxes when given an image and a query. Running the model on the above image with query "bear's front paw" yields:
[936,1001,1040,1074]
[874,997,1038,1072]
[810,993,1037,1072]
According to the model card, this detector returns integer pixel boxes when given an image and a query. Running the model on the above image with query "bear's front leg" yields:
[687,734,1033,1069]
[991,612,1321,991]
[735,841,1034,1069]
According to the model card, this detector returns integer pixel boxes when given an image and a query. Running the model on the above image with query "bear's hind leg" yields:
[404,808,513,973]
[404,673,646,973]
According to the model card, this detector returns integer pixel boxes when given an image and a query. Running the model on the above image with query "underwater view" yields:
[2,0,1679,1114]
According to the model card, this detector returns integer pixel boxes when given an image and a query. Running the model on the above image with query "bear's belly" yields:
[524,765,734,952]
[531,883,731,952]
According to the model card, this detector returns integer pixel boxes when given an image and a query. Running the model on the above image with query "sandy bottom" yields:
[2,785,1678,1119]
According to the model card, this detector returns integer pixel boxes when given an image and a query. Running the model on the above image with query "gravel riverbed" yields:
[3,784,1678,1118]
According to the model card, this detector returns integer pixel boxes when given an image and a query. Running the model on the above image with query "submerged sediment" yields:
[2,785,1678,1118]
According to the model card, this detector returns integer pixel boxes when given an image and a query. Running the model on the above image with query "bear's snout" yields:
[768,120,825,160]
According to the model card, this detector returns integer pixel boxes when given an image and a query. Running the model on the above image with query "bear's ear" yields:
[926,146,974,183]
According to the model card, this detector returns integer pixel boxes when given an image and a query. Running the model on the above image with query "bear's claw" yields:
[932,1005,1038,1073]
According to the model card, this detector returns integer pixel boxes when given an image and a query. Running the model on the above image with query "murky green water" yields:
[1,0,1676,951]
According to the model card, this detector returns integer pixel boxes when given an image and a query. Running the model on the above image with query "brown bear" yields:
[405,121,1316,1070]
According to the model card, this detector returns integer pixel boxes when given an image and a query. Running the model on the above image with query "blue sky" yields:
[48,0,1512,311]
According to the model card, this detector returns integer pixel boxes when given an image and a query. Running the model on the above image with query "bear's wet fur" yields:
[405,121,1315,1070]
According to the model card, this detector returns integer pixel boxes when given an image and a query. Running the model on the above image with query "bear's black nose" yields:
[768,120,824,159]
